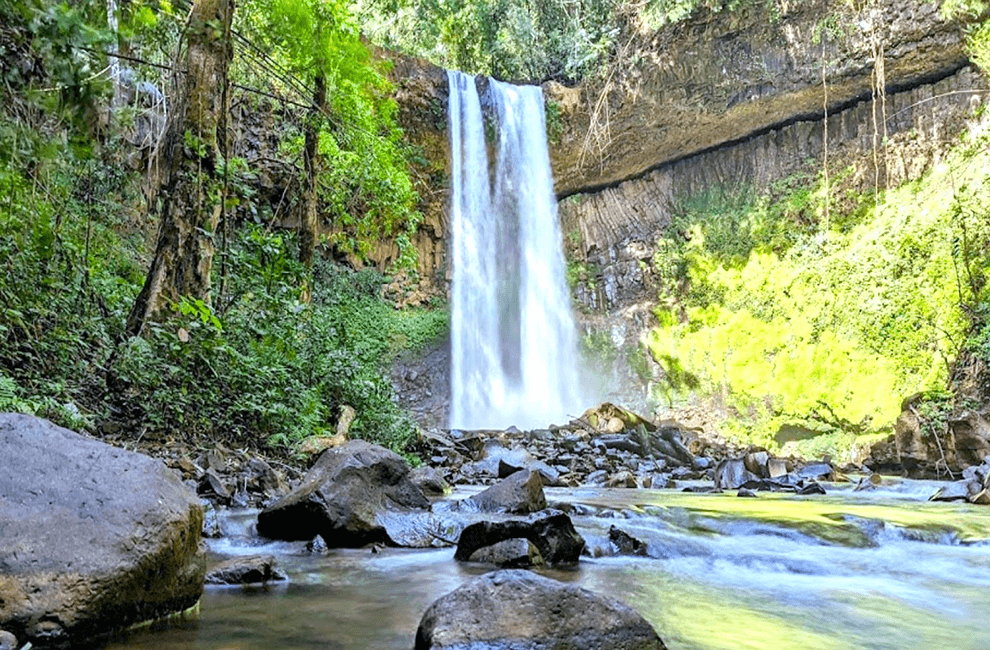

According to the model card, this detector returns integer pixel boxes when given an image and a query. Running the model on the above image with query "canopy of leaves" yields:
[237,0,422,266]
[353,0,621,83]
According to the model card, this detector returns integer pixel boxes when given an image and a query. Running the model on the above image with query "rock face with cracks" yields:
[0,413,205,649]
[415,569,667,650]
[257,440,430,546]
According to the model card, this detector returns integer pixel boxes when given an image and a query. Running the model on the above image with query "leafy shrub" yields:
[111,226,448,453]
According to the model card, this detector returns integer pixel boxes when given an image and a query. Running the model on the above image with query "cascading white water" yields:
[448,70,583,430]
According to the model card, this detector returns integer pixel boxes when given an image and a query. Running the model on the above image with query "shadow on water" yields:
[105,484,990,650]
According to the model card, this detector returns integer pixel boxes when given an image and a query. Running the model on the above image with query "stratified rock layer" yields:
[0,413,205,648]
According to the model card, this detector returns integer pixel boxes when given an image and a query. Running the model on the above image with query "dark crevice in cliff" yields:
[556,57,974,201]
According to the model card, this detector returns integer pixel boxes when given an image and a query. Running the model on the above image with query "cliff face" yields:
[392,0,981,309]
[546,0,969,195]
[562,66,985,311]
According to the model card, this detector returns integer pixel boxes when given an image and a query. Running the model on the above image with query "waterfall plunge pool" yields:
[105,481,990,650]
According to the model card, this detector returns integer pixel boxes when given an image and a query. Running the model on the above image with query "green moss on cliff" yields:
[648,124,990,454]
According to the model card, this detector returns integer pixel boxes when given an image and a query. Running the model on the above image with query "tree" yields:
[245,0,352,266]
[244,0,420,268]
[125,0,234,336]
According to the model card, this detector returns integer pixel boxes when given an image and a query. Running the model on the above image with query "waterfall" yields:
[447,70,583,430]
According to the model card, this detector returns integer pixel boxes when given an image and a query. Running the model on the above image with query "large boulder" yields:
[454,509,585,567]
[256,440,430,547]
[0,414,205,648]
[415,569,667,650]
[949,410,990,467]
[462,469,546,514]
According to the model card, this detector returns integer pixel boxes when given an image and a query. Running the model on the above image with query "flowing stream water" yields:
[106,480,990,650]
[447,71,582,430]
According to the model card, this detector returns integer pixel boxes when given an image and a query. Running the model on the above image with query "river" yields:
[105,478,990,650]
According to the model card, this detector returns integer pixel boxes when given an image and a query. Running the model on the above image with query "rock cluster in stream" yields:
[413,403,722,489]
[929,455,990,505]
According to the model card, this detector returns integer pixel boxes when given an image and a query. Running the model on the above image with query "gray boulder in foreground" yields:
[257,440,430,547]
[0,413,205,648]
[415,569,667,650]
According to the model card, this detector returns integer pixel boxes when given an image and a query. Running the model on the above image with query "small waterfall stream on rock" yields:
[447,70,582,430]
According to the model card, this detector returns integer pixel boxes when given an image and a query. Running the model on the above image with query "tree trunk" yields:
[125,0,233,336]
[299,74,326,267]
[107,0,124,111]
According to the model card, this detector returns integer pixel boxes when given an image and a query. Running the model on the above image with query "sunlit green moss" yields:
[648,127,990,453]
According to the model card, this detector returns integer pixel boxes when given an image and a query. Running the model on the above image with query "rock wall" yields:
[562,66,986,311]
[546,0,970,195]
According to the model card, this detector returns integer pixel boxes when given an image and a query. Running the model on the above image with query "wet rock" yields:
[854,474,883,492]
[244,457,286,498]
[581,403,656,433]
[0,414,205,648]
[415,569,667,650]
[467,538,544,568]
[257,440,429,547]
[410,466,449,496]
[599,434,645,456]
[205,555,288,586]
[463,469,546,514]
[202,504,225,538]
[607,470,638,488]
[970,488,990,505]
[929,480,976,502]
[198,468,232,502]
[498,458,524,477]
[797,482,827,496]
[767,458,789,478]
[737,488,758,497]
[714,458,761,489]
[744,451,770,478]
[0,630,17,650]
[498,458,561,485]
[609,526,648,556]
[454,510,585,567]
[306,535,329,554]
[950,410,990,466]
[795,462,835,482]
[586,469,609,485]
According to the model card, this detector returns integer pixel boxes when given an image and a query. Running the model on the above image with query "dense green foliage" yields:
[354,0,620,82]
[112,228,447,450]
[0,0,447,455]
[238,0,423,266]
[648,131,990,455]
[943,0,990,73]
